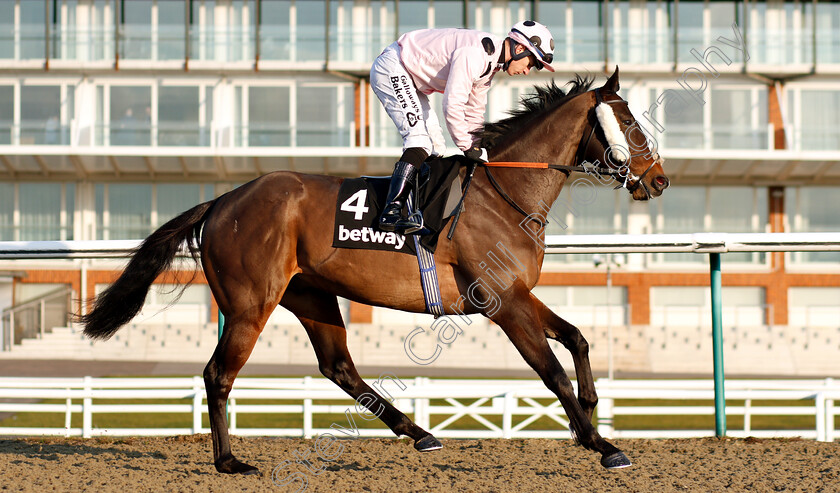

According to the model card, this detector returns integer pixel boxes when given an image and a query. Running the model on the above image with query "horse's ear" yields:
[603,66,620,93]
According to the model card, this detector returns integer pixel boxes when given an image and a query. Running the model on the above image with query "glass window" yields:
[20,0,46,60]
[0,183,13,240]
[612,0,672,65]
[297,85,353,146]
[544,178,629,265]
[711,88,768,150]
[122,0,153,60]
[20,86,61,145]
[158,0,186,60]
[157,184,200,225]
[261,0,291,61]
[652,87,703,150]
[650,186,767,264]
[539,1,567,63]
[749,0,813,65]
[0,1,14,59]
[158,86,200,146]
[110,86,152,145]
[399,0,428,33]
[816,1,840,64]
[435,0,464,29]
[791,187,840,264]
[103,184,152,239]
[651,286,766,326]
[570,1,602,63]
[248,86,290,146]
[19,183,62,240]
[0,86,12,144]
[788,287,840,327]
[297,0,326,61]
[798,90,840,151]
[189,0,216,61]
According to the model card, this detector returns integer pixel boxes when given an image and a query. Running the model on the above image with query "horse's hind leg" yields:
[533,295,598,421]
[281,278,441,451]
[489,281,630,469]
[204,301,278,474]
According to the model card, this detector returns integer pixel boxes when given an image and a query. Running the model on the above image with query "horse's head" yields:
[577,67,669,200]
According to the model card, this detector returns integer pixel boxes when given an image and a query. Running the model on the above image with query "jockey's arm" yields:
[442,45,489,151]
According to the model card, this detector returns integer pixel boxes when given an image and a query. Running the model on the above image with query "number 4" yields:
[340,190,370,220]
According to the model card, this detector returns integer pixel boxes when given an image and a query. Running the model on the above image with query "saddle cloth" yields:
[332,157,463,255]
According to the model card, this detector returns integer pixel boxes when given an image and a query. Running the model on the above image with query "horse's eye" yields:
[622,119,632,125]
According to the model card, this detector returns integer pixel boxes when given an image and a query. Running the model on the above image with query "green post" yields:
[710,253,726,437]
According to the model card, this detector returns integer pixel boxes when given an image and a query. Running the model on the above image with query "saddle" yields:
[332,156,473,255]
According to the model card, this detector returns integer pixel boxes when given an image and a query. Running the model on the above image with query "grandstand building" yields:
[0,0,838,375]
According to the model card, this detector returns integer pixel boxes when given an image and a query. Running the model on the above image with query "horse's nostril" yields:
[654,175,669,190]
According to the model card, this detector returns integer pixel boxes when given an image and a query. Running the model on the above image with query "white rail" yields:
[0,377,837,442]
[1,232,839,259]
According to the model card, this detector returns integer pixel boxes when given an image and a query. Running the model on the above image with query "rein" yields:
[481,88,661,224]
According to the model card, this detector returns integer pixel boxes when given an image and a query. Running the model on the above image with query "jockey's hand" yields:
[464,147,488,163]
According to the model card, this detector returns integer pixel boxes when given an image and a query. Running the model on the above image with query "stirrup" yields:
[395,210,425,235]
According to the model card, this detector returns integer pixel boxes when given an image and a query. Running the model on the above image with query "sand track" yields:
[0,435,837,492]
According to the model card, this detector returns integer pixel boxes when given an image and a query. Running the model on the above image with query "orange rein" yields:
[483,161,549,169]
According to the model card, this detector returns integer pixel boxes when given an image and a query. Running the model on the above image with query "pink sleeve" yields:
[464,79,492,148]
[442,47,488,151]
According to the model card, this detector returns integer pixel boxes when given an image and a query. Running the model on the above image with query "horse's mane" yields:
[474,74,595,149]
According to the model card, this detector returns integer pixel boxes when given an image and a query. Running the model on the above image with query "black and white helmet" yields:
[508,20,555,72]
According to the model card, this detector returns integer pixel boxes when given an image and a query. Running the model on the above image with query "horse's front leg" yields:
[531,294,598,422]
[281,280,442,452]
[489,281,630,469]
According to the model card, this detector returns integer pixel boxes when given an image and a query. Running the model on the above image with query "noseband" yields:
[575,88,659,200]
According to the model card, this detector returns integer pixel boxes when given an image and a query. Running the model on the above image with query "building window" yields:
[121,0,153,60]
[245,86,291,146]
[748,0,813,66]
[533,285,628,328]
[611,0,673,65]
[0,86,12,145]
[0,183,75,241]
[95,183,208,240]
[816,1,840,64]
[649,186,768,265]
[788,287,840,328]
[786,88,840,151]
[108,85,152,146]
[789,187,840,265]
[158,86,201,146]
[570,0,603,63]
[651,85,768,151]
[20,86,63,145]
[297,85,354,147]
[650,286,767,327]
[545,180,629,266]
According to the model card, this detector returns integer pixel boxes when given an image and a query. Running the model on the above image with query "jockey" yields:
[371,20,555,235]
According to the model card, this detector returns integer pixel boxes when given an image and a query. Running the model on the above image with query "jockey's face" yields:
[506,45,536,76]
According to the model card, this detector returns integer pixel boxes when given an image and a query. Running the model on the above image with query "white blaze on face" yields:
[595,103,630,163]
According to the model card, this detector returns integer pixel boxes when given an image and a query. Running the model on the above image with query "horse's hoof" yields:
[414,435,442,452]
[601,451,632,469]
[215,455,261,475]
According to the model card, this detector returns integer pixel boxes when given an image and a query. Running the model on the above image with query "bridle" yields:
[573,88,659,200]
[483,87,662,226]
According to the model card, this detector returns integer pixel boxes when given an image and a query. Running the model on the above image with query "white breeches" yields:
[370,42,446,157]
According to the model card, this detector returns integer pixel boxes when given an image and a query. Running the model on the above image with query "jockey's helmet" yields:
[508,20,555,72]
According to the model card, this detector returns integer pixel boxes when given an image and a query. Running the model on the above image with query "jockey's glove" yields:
[464,147,489,163]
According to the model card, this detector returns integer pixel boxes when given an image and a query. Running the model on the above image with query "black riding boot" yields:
[379,161,422,234]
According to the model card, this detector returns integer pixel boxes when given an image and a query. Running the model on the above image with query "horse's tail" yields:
[78,200,216,340]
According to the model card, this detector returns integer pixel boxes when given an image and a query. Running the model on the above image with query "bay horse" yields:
[79,67,668,474]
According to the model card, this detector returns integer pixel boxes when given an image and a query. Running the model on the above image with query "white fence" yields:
[0,377,837,442]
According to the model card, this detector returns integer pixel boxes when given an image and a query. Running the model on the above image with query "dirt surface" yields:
[0,435,838,492]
